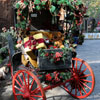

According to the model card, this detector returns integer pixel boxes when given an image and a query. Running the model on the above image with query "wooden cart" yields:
[6,32,95,100]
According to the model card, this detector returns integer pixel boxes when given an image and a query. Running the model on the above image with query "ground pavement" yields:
[0,40,100,100]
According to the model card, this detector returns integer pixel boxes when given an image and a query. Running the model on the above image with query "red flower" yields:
[56,58,60,61]
[46,74,52,81]
[18,13,21,16]
[45,53,49,57]
[55,52,62,58]
[21,0,24,2]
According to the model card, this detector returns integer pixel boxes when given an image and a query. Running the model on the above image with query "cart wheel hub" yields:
[23,91,30,99]
[73,72,79,81]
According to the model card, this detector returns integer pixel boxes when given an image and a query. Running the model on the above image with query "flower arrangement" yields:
[40,71,71,84]
[39,47,72,64]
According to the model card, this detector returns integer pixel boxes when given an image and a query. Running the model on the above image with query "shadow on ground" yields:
[46,95,77,100]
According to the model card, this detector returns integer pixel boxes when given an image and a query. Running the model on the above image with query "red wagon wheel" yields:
[13,70,46,100]
[63,58,95,99]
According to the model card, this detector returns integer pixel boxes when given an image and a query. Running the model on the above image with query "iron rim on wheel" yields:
[63,58,95,99]
[13,70,46,100]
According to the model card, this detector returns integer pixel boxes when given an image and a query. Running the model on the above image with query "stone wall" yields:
[0,0,14,32]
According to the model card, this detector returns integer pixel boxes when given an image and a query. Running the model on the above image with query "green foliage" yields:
[16,3,20,9]
[40,71,71,84]
[1,27,17,38]
[24,1,28,6]
[34,0,41,5]
[50,5,56,13]
[41,1,46,5]
[0,47,8,54]
[0,57,3,64]
[62,47,72,63]
[0,47,8,64]
[40,48,72,64]
[83,0,100,18]
[36,5,41,10]
[60,72,71,81]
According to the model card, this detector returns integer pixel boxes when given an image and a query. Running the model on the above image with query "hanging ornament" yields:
[29,1,33,12]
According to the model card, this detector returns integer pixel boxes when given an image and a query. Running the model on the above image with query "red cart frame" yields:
[6,34,95,100]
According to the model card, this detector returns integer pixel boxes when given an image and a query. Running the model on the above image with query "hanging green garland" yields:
[14,0,86,34]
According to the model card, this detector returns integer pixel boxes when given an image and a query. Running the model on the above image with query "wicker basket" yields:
[38,49,72,71]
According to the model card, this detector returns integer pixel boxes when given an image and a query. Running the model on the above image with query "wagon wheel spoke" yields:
[14,86,24,93]
[22,72,27,87]
[15,79,23,89]
[77,84,82,96]
[80,79,92,83]
[30,79,35,91]
[79,82,87,94]
[18,75,23,86]
[31,87,40,94]
[80,68,88,75]
[31,94,42,98]
[80,81,91,90]
[79,61,84,72]
[27,74,30,90]
[80,74,91,78]
[15,94,23,96]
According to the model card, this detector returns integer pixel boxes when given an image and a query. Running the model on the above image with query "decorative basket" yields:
[38,49,72,71]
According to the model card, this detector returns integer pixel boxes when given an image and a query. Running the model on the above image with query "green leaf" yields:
[50,58,54,63]
[36,5,41,10]
[16,3,20,9]
[24,1,28,6]
[21,23,26,29]
[40,53,45,57]
[50,5,56,13]
[16,23,20,28]
[41,1,46,5]
[57,0,68,5]
[21,20,26,25]
[52,0,57,3]
[76,1,82,5]
[34,0,41,4]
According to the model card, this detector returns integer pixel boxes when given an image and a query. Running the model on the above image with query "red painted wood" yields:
[63,58,95,99]
[13,70,46,100]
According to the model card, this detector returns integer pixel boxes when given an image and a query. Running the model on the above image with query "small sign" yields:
[31,14,37,17]
[84,33,100,39]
